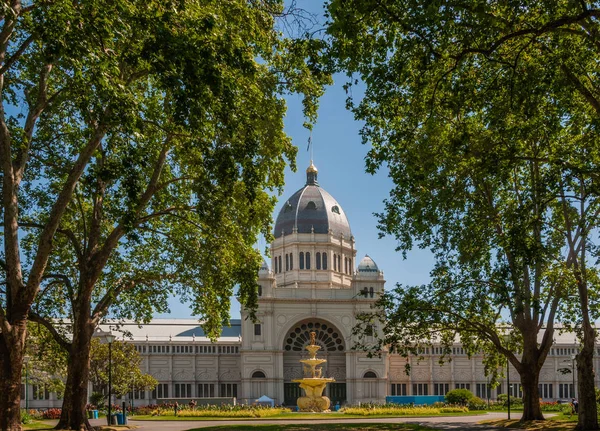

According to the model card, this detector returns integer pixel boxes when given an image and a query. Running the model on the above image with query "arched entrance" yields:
[282,319,346,406]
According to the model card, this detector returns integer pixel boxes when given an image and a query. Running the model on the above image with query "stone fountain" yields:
[292,331,335,412]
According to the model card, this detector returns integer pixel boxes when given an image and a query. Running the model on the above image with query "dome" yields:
[274,163,352,239]
[259,259,270,274]
[357,255,379,272]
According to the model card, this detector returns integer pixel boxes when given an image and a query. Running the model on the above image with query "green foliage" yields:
[89,392,105,409]
[20,411,32,424]
[89,339,157,397]
[342,404,468,415]
[467,397,487,411]
[445,389,474,406]
[326,0,600,421]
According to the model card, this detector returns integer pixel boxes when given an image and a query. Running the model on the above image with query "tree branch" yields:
[28,312,72,351]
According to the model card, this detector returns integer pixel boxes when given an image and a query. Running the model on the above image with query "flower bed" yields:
[341,404,468,416]
[147,404,290,418]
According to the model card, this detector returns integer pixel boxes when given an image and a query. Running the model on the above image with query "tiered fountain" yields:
[292,331,335,412]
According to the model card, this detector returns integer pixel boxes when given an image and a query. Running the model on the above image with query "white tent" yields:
[256,395,275,407]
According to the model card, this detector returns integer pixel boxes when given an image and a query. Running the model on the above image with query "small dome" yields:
[274,163,351,238]
[358,255,379,272]
[306,161,318,174]
[259,259,270,274]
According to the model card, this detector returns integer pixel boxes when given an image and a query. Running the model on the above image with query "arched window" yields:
[285,254,289,271]
[338,255,341,272]
[316,252,321,270]
[349,258,353,273]
[278,256,282,273]
[299,252,305,270]
[322,253,328,270]
[333,254,337,271]
[344,257,348,274]
[252,371,266,378]
[290,253,293,270]
[369,287,374,298]
[363,371,377,378]
[306,252,311,269]
[274,258,278,273]
[258,286,262,297]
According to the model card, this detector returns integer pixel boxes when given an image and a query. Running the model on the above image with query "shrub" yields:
[341,405,468,416]
[42,408,62,419]
[21,411,32,424]
[89,392,105,408]
[445,389,474,405]
[467,396,487,411]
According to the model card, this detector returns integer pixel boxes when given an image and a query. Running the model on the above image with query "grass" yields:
[186,425,435,431]
[23,422,55,430]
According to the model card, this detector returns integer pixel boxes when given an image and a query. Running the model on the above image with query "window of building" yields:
[316,252,321,270]
[198,383,215,398]
[538,383,553,399]
[508,383,523,398]
[290,253,293,270]
[274,257,278,273]
[129,389,145,400]
[363,371,377,378]
[32,384,50,400]
[299,252,305,269]
[322,252,327,269]
[278,256,282,273]
[559,383,574,399]
[152,383,169,399]
[434,383,450,396]
[475,383,491,399]
[254,324,262,337]
[455,383,470,390]
[21,384,25,399]
[338,255,341,272]
[258,286,262,296]
[252,371,266,378]
[333,254,337,271]
[174,383,192,398]
[369,287,374,298]
[306,252,311,269]
[220,383,238,398]
[413,383,428,395]
[344,257,348,274]
[285,254,289,271]
[391,383,407,396]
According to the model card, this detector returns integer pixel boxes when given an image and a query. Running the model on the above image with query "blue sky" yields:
[158,74,436,319]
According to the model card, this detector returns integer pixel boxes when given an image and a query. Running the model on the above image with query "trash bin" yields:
[92,410,99,419]
[115,413,125,425]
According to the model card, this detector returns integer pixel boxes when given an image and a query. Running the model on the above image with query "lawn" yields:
[186,425,435,431]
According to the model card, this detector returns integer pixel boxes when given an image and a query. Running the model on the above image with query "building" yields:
[21,163,593,409]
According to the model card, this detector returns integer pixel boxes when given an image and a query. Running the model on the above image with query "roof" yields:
[96,319,241,343]
[358,255,379,272]
[274,163,352,238]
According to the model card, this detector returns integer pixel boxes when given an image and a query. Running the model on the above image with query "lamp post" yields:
[23,356,30,411]
[96,330,116,425]
[571,354,576,398]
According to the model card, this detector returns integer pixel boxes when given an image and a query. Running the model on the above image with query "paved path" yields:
[87,412,513,431]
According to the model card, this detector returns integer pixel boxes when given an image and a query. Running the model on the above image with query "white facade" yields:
[20,164,600,408]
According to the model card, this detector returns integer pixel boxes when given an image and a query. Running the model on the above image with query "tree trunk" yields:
[576,320,598,430]
[0,320,26,431]
[519,363,544,421]
[56,318,94,431]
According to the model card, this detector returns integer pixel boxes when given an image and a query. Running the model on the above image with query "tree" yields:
[326,0,600,426]
[88,339,157,401]
[0,1,330,430]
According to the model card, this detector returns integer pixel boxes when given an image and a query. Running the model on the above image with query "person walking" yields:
[571,398,579,416]
[174,401,179,417]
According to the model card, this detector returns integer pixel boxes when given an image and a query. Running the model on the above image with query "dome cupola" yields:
[273,162,352,239]
[357,255,379,273]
